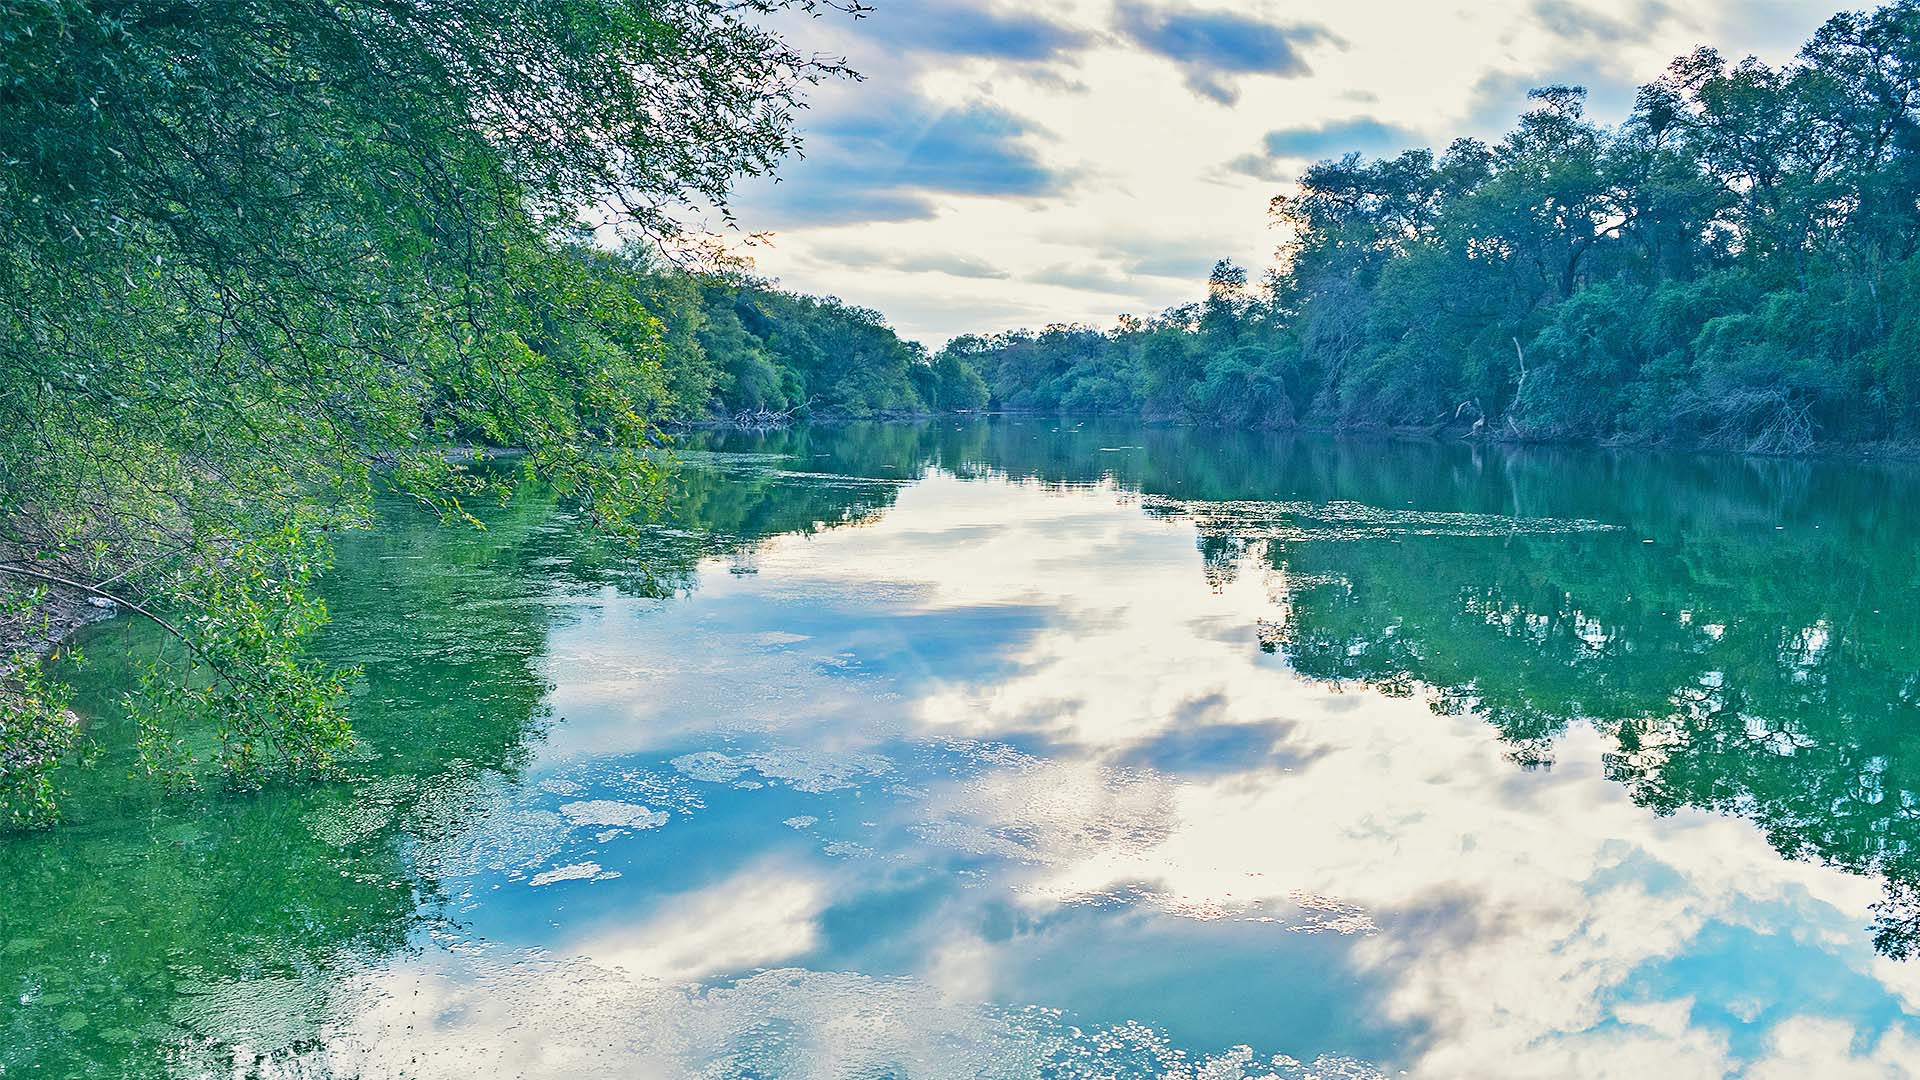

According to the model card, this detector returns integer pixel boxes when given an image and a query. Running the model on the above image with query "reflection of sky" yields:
[295,471,1920,1077]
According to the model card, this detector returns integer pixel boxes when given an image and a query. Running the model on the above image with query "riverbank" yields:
[0,559,116,668]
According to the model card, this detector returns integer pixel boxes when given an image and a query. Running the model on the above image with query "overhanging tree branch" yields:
[0,563,240,691]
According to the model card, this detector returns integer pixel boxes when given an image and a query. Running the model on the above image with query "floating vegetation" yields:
[670,747,895,793]
[1143,496,1623,543]
[528,861,617,887]
[558,800,669,830]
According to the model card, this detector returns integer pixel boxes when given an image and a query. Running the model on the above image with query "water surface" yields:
[9,419,1920,1078]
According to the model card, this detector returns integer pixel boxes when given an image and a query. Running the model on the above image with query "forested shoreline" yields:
[621,255,989,423]
[0,0,971,824]
[946,1,1920,456]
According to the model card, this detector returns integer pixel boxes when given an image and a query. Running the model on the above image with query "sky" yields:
[704,0,1848,347]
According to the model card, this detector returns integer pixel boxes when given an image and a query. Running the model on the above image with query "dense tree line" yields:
[950,0,1920,453]
[621,253,989,421]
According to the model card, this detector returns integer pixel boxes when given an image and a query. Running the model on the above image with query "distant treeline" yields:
[616,253,989,421]
[944,0,1920,454]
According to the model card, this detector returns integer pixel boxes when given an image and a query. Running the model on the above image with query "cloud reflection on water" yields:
[283,468,1920,1078]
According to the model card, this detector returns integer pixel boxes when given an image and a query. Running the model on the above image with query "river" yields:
[8,418,1920,1077]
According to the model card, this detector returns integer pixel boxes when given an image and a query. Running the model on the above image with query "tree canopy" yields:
[954,0,1920,454]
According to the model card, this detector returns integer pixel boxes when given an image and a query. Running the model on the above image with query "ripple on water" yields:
[914,757,1176,866]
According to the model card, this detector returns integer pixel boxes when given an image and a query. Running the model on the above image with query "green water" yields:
[7,419,1920,1078]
